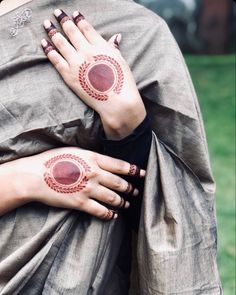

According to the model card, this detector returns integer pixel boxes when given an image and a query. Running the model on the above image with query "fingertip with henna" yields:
[104,210,118,220]
[72,10,85,25]
[44,19,57,37]
[41,39,54,55]
[54,9,70,25]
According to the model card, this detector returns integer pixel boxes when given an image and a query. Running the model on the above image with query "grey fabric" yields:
[0,0,222,294]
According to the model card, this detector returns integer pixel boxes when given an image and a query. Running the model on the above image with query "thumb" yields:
[108,33,122,50]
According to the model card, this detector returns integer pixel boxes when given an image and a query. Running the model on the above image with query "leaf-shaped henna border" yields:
[44,153,91,194]
[78,55,124,101]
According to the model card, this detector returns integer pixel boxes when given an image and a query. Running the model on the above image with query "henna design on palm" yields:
[78,55,124,101]
[44,154,91,194]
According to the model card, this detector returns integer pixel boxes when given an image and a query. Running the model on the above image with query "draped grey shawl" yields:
[0,0,222,294]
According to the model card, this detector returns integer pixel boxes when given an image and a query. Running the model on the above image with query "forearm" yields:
[0,160,32,216]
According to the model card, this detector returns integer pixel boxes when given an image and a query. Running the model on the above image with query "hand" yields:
[12,147,145,220]
[41,9,146,139]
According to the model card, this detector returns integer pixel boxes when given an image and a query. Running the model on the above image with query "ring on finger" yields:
[128,164,140,177]
[72,11,85,26]
[45,20,57,38]
[55,9,71,25]
[124,183,135,195]
[118,197,127,209]
[104,209,116,220]
[41,39,55,55]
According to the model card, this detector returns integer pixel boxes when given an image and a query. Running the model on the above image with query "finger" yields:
[96,154,145,178]
[54,9,89,51]
[72,10,107,46]
[41,39,69,73]
[108,33,122,50]
[92,186,130,208]
[99,170,139,196]
[84,199,118,220]
[43,19,78,62]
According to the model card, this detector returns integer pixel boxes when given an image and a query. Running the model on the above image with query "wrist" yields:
[9,159,38,204]
[100,103,146,140]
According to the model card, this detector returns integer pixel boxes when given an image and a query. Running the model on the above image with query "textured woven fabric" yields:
[0,0,222,294]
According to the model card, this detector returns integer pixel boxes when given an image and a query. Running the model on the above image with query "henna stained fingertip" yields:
[72,11,85,25]
[104,210,117,220]
[41,39,55,55]
[128,164,141,178]
[54,9,71,25]
[44,20,57,38]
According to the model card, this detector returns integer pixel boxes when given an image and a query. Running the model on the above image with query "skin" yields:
[0,148,144,219]
[0,7,147,220]
[42,9,147,140]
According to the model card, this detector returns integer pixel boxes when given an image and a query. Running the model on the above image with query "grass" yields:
[185,55,235,295]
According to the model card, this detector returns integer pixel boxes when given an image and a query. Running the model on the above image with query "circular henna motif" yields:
[78,55,124,101]
[44,154,91,194]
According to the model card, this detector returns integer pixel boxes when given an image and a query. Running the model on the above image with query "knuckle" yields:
[80,22,92,32]
[75,197,86,209]
[113,177,123,190]
[66,24,78,36]
[55,37,66,48]
[87,169,99,179]
[107,193,117,204]
[82,184,92,195]
[115,161,127,174]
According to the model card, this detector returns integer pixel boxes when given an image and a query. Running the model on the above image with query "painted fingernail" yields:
[44,20,57,38]
[41,39,54,55]
[72,10,85,25]
[54,9,70,25]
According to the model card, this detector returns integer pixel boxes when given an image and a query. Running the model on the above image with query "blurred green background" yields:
[186,55,235,295]
[135,1,235,293]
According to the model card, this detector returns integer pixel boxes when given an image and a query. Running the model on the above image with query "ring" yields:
[73,12,85,26]
[128,164,140,177]
[42,40,54,55]
[118,197,126,209]
[56,10,71,25]
[124,183,135,195]
[104,209,116,220]
[45,22,57,38]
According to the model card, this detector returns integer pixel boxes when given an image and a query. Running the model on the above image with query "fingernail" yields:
[140,169,146,177]
[133,188,139,196]
[41,39,54,55]
[113,213,118,219]
[54,9,70,25]
[72,10,85,25]
[44,20,57,38]
[125,201,130,209]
